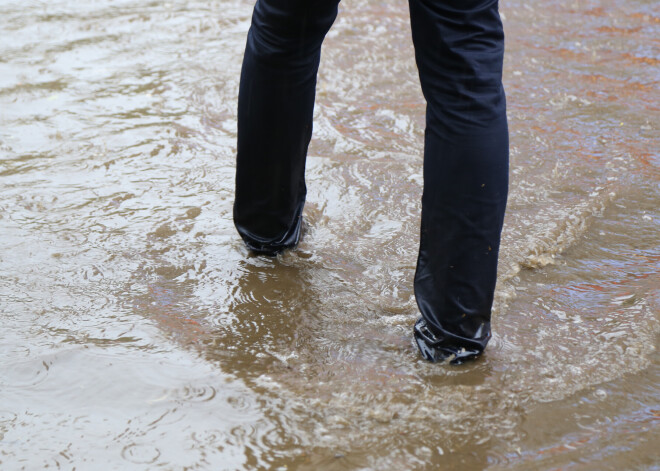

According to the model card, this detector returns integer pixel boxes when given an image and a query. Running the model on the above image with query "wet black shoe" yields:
[413,317,481,365]
[245,240,290,256]
[241,216,303,256]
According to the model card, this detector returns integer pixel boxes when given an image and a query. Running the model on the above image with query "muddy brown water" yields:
[0,0,658,469]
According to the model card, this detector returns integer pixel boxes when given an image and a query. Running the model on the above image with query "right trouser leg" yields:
[409,0,509,358]
[234,0,339,254]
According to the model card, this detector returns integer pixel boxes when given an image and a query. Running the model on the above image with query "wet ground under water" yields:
[0,0,659,469]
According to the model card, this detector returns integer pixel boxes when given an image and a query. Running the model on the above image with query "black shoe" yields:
[245,240,289,256]
[413,318,481,365]
[241,216,303,256]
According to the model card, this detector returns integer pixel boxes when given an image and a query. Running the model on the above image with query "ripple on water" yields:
[2,358,51,390]
[225,424,257,448]
[173,384,217,403]
[121,443,161,465]
[189,429,227,450]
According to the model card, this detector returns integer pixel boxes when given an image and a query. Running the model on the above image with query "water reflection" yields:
[204,256,316,371]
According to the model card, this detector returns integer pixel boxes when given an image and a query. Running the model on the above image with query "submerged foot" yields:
[244,240,291,256]
[239,216,304,256]
[413,317,482,365]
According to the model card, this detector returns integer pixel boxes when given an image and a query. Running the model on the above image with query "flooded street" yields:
[1,0,658,468]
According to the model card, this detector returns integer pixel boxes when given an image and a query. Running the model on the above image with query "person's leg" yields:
[408,0,509,362]
[234,0,340,255]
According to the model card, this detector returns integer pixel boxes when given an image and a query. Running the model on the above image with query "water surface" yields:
[0,0,658,469]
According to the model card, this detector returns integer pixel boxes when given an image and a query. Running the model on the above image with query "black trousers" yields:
[234,0,509,355]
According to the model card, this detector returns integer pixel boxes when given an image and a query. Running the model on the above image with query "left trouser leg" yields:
[409,0,509,361]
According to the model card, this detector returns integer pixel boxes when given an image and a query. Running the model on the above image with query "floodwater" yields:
[0,0,658,469]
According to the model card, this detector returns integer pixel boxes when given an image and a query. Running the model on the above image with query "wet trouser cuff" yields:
[236,205,304,256]
[413,318,483,365]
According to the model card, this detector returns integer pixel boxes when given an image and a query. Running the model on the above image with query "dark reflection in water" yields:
[0,0,658,469]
